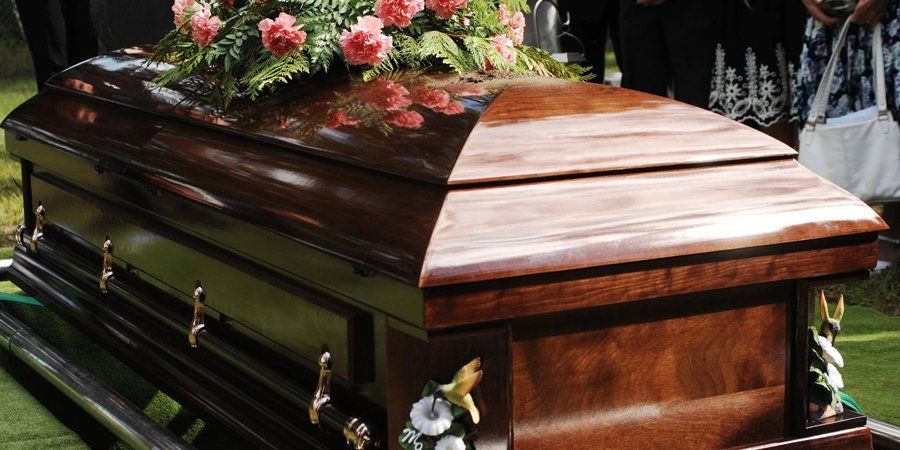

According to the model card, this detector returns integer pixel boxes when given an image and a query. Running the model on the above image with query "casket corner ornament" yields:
[400,358,483,450]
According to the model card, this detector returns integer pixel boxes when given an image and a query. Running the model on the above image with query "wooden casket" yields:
[1,48,888,449]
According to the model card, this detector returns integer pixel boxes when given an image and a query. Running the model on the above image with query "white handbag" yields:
[799,20,900,204]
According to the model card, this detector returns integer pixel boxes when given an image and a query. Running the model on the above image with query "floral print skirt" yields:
[708,0,806,127]
[796,2,900,122]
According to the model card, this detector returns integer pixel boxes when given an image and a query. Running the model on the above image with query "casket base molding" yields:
[8,233,384,450]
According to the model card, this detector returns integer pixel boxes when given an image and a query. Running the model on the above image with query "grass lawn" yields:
[840,303,900,424]
[0,77,32,247]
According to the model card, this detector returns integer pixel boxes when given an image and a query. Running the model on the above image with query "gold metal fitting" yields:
[309,348,332,425]
[15,224,25,246]
[99,236,114,293]
[30,203,45,253]
[189,281,206,348]
[343,417,378,450]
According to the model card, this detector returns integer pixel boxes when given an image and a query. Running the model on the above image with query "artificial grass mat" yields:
[0,281,247,449]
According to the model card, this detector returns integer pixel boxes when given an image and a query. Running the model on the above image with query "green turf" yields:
[836,305,900,424]
[0,77,32,247]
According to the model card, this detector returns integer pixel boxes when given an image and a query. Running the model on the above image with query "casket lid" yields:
[3,48,887,289]
[42,48,798,185]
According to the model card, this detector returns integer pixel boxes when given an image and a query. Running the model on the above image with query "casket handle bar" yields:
[188,281,205,348]
[100,236,114,293]
[310,348,379,449]
[30,203,45,253]
[309,348,332,425]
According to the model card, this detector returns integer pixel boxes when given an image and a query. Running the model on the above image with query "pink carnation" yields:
[172,0,196,29]
[190,5,222,47]
[425,0,467,19]
[497,4,511,23]
[437,100,464,115]
[409,87,450,110]
[360,79,412,110]
[374,0,424,28]
[508,11,525,45]
[339,16,393,66]
[259,13,307,57]
[488,34,515,68]
[384,110,424,128]
[326,110,360,128]
[497,5,525,45]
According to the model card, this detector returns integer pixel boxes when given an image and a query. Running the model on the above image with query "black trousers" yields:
[618,0,720,108]
[14,0,97,89]
[558,0,621,83]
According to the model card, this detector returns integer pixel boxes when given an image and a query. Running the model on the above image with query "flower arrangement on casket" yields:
[151,0,589,107]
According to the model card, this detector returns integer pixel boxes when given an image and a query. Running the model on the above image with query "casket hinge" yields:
[189,281,206,348]
[99,236,114,293]
[29,203,45,253]
[309,348,332,426]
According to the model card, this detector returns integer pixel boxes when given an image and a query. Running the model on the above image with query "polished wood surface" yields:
[512,286,788,449]
[423,160,886,286]
[424,238,878,330]
[747,427,873,449]
[36,48,793,185]
[30,174,375,382]
[46,47,194,115]
[3,51,886,290]
[449,81,796,184]
[386,326,509,450]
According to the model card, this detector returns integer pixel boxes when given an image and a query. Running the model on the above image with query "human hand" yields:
[636,0,667,5]
[851,0,889,24]
[801,0,839,25]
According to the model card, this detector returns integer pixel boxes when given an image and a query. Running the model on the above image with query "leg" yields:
[618,0,670,97]
[61,0,98,66]
[661,0,721,108]
[14,0,56,88]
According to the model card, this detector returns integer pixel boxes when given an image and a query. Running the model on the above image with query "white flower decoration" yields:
[409,395,453,436]
[435,434,466,450]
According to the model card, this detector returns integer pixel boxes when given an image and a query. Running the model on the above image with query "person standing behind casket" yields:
[796,0,900,267]
[708,1,806,145]
[617,0,722,108]
[14,0,98,89]
[556,0,621,82]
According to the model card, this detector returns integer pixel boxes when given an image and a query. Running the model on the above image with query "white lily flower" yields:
[409,395,453,436]
[435,435,466,450]
[827,363,844,390]
[816,335,844,367]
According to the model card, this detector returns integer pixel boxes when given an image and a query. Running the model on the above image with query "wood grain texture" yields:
[512,289,788,449]
[449,81,796,185]
[386,327,510,450]
[746,427,872,449]
[32,49,795,185]
[424,240,878,330]
[422,160,886,286]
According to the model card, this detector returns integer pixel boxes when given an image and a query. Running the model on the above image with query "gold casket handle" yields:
[29,203,45,253]
[189,281,206,348]
[99,236,114,293]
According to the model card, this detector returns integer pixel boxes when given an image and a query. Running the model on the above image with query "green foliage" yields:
[149,0,589,108]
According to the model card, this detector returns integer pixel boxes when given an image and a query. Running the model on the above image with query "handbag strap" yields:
[872,23,888,118]
[807,18,853,127]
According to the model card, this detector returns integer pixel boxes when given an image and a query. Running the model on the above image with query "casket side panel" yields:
[510,284,789,449]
